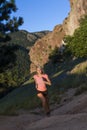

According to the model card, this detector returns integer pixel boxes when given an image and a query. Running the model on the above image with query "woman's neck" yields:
[37,73,42,76]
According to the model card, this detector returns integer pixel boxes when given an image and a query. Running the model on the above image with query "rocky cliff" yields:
[29,0,87,73]
[63,0,87,35]
[29,25,65,72]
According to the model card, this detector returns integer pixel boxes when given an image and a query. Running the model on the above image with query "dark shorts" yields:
[37,90,48,97]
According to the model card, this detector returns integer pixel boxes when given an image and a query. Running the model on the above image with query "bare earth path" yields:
[0,92,87,130]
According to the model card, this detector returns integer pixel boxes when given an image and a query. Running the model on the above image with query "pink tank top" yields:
[33,74,48,91]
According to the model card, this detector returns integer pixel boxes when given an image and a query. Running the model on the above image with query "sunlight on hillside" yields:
[70,61,87,74]
[52,70,64,78]
[23,78,34,86]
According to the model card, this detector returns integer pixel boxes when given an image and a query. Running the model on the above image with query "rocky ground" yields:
[0,91,87,130]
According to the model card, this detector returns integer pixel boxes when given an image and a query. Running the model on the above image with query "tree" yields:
[0,0,23,39]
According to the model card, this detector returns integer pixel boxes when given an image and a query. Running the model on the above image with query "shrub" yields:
[64,15,87,58]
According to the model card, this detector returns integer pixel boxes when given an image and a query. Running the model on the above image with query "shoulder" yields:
[33,74,37,79]
[42,74,48,78]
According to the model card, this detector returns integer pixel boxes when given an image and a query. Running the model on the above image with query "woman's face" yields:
[36,67,42,74]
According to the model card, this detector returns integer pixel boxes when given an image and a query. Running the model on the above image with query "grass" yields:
[0,58,87,115]
[0,81,39,115]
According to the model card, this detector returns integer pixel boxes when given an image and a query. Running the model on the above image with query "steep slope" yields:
[0,92,87,130]
[26,91,87,130]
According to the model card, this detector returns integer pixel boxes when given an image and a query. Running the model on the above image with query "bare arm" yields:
[43,76,51,86]
[33,78,38,89]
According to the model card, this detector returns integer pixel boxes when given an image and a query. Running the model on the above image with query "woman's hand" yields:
[43,78,51,86]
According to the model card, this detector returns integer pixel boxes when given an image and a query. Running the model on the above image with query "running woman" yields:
[33,66,51,116]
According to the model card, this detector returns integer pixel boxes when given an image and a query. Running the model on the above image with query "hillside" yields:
[0,58,87,113]
[0,30,50,97]
[25,92,87,130]
[0,52,87,129]
[0,88,87,130]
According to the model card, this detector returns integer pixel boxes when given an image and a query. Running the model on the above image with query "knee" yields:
[37,93,42,98]
[37,93,46,102]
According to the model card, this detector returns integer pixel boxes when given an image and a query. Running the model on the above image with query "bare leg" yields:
[45,95,50,112]
[37,93,50,114]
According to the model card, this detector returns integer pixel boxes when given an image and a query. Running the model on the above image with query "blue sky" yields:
[14,0,70,32]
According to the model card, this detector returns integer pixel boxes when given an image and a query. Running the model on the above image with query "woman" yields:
[33,66,51,116]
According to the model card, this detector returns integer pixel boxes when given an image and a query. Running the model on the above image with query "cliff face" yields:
[63,0,87,35]
[29,25,65,72]
[29,0,87,73]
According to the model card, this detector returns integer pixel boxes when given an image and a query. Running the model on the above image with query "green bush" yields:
[64,15,87,58]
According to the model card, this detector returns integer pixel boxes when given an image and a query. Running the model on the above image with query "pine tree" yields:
[0,0,23,39]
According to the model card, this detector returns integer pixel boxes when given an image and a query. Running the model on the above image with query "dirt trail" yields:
[0,92,87,130]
